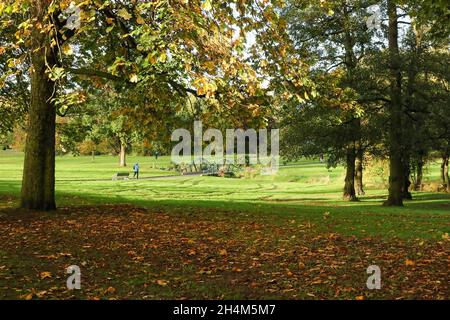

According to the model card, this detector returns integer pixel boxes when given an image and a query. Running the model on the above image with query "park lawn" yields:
[0,151,449,299]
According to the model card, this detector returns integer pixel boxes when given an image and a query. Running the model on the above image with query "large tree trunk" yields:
[384,1,404,207]
[342,5,360,200]
[119,142,127,167]
[20,1,57,211]
[343,146,357,201]
[355,145,365,196]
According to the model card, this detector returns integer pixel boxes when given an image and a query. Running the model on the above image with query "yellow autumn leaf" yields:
[117,8,132,21]
[201,0,212,11]
[158,52,167,63]
[405,259,415,266]
[136,15,145,25]
[219,248,227,256]
[148,54,157,64]
[355,295,364,300]
[40,271,52,279]
[129,74,138,83]
[156,280,168,286]
[8,58,17,67]
[62,44,73,55]
[24,292,34,300]
[36,290,47,298]
[106,286,116,294]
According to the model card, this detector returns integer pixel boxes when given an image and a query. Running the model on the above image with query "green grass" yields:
[0,150,449,240]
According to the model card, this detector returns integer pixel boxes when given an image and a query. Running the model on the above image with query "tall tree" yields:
[282,0,378,200]
[1,0,310,210]
[20,0,58,210]
[383,0,404,206]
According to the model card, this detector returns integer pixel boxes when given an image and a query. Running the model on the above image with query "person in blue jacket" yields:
[133,163,140,179]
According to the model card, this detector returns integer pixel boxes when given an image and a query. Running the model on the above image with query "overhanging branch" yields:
[66,67,123,81]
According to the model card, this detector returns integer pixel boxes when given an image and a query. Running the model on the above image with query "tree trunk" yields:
[441,156,445,186]
[91,150,95,162]
[355,146,365,196]
[20,1,57,211]
[443,155,450,193]
[342,6,361,200]
[402,157,412,200]
[343,146,357,201]
[119,143,127,167]
[384,1,404,207]
[414,156,424,191]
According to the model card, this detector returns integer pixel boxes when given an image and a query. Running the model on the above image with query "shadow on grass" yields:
[1,179,449,214]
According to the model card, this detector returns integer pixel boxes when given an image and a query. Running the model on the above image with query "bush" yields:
[364,157,389,188]
[76,139,114,156]
[241,166,259,179]
[96,139,114,154]
[78,140,96,156]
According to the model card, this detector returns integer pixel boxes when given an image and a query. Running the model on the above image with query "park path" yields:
[54,163,304,182]
[55,172,202,182]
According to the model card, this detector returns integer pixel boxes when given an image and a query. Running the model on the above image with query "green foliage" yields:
[407,0,450,39]
[281,0,450,172]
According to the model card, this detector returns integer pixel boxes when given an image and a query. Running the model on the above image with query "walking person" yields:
[133,163,140,179]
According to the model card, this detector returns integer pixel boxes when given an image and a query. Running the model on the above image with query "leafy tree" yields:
[0,0,311,210]
[282,0,382,200]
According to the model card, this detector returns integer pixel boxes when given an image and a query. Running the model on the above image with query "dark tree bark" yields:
[405,30,421,195]
[402,157,413,200]
[414,155,424,191]
[343,146,358,201]
[20,1,57,211]
[119,142,127,167]
[341,5,359,202]
[384,0,404,206]
[355,145,365,196]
